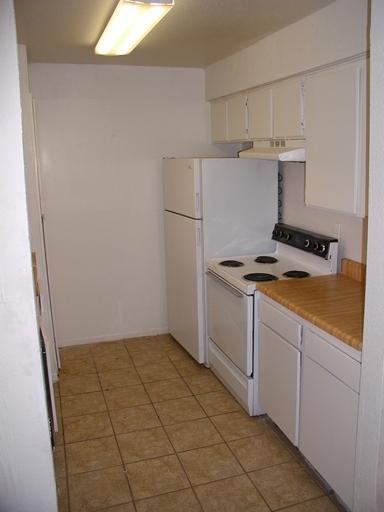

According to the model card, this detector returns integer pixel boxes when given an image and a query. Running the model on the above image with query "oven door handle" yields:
[206,270,243,298]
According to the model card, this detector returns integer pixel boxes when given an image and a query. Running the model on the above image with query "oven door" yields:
[206,270,253,376]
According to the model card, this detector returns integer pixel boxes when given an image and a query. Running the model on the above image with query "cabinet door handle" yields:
[206,271,243,298]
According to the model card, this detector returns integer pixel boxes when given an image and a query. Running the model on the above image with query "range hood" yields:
[239,139,306,162]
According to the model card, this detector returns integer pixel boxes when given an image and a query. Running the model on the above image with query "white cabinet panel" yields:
[247,87,272,139]
[258,298,302,446]
[210,99,227,142]
[248,78,304,140]
[210,95,247,142]
[300,354,359,510]
[273,78,305,139]
[227,94,248,141]
[259,322,301,445]
[305,60,367,216]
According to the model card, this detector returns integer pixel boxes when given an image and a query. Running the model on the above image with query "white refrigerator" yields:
[162,157,278,364]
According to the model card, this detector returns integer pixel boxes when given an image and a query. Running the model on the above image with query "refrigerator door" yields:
[163,210,205,363]
[163,158,202,219]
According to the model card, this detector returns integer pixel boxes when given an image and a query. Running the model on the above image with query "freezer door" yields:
[163,211,205,363]
[163,158,202,219]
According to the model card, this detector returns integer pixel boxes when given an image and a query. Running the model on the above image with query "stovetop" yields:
[206,223,338,295]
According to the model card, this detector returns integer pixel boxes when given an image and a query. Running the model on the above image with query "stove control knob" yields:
[304,239,311,248]
[320,244,326,253]
[313,242,319,251]
[284,233,291,241]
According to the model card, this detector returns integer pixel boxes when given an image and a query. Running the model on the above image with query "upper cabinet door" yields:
[247,87,272,139]
[273,78,305,139]
[210,95,247,142]
[305,60,367,217]
[227,94,248,141]
[210,99,228,143]
[247,78,304,140]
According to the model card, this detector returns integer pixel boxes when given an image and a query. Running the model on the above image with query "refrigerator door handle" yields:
[206,271,243,298]
[195,193,200,214]
[197,227,201,246]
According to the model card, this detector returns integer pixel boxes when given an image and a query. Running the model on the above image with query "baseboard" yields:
[58,327,169,348]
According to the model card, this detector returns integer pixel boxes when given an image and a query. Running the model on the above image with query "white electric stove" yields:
[205,223,339,416]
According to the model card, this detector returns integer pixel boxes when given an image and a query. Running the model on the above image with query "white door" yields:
[247,87,272,139]
[300,355,359,509]
[162,158,201,218]
[272,77,305,139]
[227,94,248,141]
[163,211,204,363]
[258,322,301,445]
[28,98,59,430]
[305,61,366,216]
[210,99,228,142]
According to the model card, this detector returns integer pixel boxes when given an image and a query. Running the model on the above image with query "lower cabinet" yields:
[258,298,302,446]
[300,329,361,511]
[258,294,361,510]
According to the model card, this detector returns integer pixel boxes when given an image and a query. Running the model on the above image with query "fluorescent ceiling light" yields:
[95,0,174,56]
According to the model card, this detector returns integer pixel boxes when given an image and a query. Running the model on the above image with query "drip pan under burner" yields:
[243,273,278,282]
[283,270,311,278]
[255,256,278,264]
[219,260,245,268]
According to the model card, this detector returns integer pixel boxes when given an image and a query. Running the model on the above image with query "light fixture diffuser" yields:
[95,0,174,56]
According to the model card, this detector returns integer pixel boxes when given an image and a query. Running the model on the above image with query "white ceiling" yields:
[14,0,337,69]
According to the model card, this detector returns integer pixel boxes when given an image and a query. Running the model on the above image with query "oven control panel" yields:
[272,223,338,259]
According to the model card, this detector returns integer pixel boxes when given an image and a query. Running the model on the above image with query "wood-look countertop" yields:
[256,259,366,352]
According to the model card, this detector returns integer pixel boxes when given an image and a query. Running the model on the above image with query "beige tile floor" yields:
[53,334,348,512]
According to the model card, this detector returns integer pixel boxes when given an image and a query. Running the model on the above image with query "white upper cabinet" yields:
[248,77,305,140]
[305,59,367,217]
[210,94,247,143]
[272,78,305,139]
[210,99,228,143]
[227,94,248,141]
[247,87,272,139]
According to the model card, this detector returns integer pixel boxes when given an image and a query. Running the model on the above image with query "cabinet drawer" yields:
[305,330,361,393]
[258,299,302,348]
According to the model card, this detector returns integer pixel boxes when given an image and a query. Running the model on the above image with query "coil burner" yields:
[219,260,245,268]
[243,273,278,282]
[255,256,278,264]
[283,270,310,278]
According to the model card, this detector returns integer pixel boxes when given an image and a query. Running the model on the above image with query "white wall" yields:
[205,0,368,100]
[0,1,57,510]
[354,0,384,510]
[28,64,239,347]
